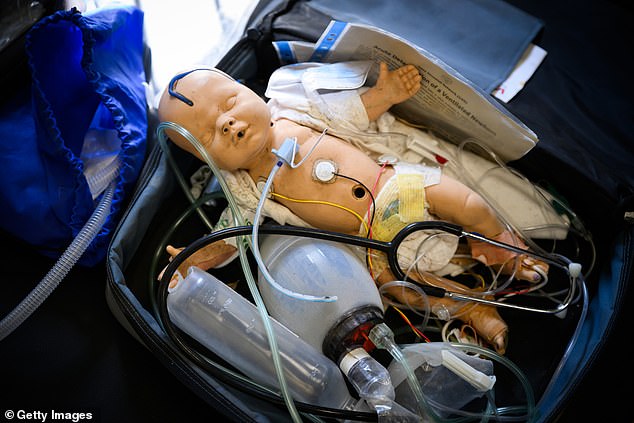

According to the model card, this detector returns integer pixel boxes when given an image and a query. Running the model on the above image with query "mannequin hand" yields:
[377,270,508,354]
[158,241,238,288]
[361,62,421,121]
[374,62,421,105]
[469,230,549,282]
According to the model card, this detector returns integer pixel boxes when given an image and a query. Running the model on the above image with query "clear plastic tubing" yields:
[157,122,300,422]
[0,179,116,341]
[370,323,429,419]
[252,160,335,302]
[167,266,356,410]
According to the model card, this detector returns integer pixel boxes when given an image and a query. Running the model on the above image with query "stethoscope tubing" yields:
[160,221,578,314]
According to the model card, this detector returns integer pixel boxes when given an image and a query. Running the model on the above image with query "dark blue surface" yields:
[308,0,543,93]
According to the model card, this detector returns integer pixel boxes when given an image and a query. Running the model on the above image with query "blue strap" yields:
[309,20,347,62]
[274,41,296,65]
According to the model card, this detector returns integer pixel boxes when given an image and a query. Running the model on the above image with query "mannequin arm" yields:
[361,62,421,122]
[425,174,505,238]
[159,241,238,288]
[376,268,508,354]
[425,174,548,281]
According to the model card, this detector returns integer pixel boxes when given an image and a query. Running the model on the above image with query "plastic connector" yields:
[568,262,582,278]
[432,303,452,321]
[339,347,395,402]
[441,349,496,392]
[369,322,430,418]
[368,322,396,353]
[272,137,298,166]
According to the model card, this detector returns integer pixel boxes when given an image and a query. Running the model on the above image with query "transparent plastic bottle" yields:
[167,266,356,410]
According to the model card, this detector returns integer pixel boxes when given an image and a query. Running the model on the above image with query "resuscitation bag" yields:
[0,6,147,266]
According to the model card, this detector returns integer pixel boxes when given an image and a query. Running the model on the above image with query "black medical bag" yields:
[105,0,633,421]
[4,0,630,422]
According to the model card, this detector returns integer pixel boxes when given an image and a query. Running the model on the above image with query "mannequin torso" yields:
[249,118,395,233]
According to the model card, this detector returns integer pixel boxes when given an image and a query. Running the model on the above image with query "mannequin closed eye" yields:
[225,95,237,110]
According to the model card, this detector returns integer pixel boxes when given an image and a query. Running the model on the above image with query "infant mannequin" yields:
[158,62,547,353]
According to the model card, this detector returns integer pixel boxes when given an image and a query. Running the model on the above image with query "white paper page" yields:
[312,21,539,162]
[493,44,547,103]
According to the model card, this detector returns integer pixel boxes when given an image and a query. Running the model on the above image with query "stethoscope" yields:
[160,221,582,315]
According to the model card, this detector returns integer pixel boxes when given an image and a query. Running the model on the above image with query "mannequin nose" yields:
[221,118,247,139]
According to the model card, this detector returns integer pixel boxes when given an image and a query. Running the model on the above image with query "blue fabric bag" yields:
[0,6,147,266]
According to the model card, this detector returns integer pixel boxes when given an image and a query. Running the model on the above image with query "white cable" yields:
[286,128,328,169]
[252,159,337,302]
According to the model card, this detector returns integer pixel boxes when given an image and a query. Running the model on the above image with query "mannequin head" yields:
[158,68,274,171]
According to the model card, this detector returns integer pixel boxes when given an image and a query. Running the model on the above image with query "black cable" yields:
[332,170,378,276]
[331,171,376,236]
[161,224,454,295]
[155,222,471,420]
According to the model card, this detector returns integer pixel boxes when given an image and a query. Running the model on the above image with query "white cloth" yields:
[266,61,373,133]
